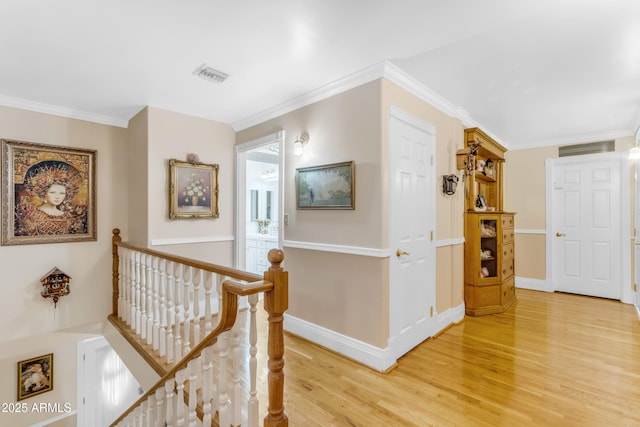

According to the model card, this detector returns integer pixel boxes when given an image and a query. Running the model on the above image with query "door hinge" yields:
[430,231,433,241]
[431,155,434,166]
[634,283,637,292]
[430,306,433,317]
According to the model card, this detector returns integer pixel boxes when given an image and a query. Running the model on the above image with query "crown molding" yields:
[232,60,508,150]
[232,62,387,131]
[512,128,635,151]
[0,94,129,128]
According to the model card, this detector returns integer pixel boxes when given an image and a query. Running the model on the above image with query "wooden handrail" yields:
[109,228,289,427]
[110,276,268,426]
[111,228,262,316]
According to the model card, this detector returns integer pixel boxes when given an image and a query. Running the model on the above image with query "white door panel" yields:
[551,156,622,300]
[389,107,436,360]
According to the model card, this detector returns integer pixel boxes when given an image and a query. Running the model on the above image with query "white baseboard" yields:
[515,276,553,292]
[284,314,395,372]
[284,303,466,372]
[434,302,465,334]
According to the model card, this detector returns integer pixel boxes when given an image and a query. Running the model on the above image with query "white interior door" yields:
[388,106,436,360]
[550,154,622,300]
[635,161,640,309]
[77,337,142,427]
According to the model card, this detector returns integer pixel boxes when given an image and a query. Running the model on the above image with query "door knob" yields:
[556,232,566,237]
[396,249,410,257]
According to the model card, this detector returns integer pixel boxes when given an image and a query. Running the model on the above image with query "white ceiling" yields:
[1,0,639,149]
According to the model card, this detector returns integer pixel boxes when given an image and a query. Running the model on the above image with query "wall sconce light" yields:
[294,132,309,156]
[40,267,71,308]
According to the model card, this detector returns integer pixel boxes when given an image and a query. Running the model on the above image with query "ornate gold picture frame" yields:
[1,139,97,245]
[18,353,53,401]
[169,159,219,219]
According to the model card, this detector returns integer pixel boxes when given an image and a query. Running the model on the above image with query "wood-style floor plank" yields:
[278,290,640,426]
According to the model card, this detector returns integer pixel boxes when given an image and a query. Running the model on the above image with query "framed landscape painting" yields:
[1,139,97,246]
[296,161,355,209]
[169,159,219,219]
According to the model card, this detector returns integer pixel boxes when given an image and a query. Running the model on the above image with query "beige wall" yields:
[127,107,149,245]
[129,107,237,265]
[0,106,128,425]
[237,78,467,346]
[506,136,636,283]
[237,81,388,346]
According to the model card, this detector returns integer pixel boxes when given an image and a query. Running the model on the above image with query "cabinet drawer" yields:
[247,239,257,248]
[501,215,514,229]
[501,277,516,305]
[502,228,514,244]
[257,240,267,249]
[501,257,514,278]
[502,243,514,260]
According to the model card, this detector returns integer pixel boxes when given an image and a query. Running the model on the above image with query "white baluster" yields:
[146,394,155,427]
[158,258,167,358]
[248,293,259,427]
[117,246,125,320]
[173,262,183,364]
[155,386,165,427]
[126,248,134,326]
[166,260,175,364]
[187,358,199,427]
[203,271,213,335]
[175,370,186,427]
[165,378,175,427]
[141,253,149,340]
[231,318,242,426]
[201,346,214,427]
[192,268,201,346]
[140,400,147,427]
[146,254,154,344]
[135,252,142,335]
[218,330,230,427]
[182,266,191,355]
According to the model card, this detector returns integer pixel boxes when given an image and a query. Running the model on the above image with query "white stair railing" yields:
[109,228,288,427]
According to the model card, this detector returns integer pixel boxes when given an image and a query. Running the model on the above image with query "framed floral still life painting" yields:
[169,159,219,219]
[18,353,53,401]
[1,139,97,246]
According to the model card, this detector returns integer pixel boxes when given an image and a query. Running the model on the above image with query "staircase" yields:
[108,229,289,427]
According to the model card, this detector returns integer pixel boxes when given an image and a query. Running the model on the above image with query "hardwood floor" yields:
[280,289,640,426]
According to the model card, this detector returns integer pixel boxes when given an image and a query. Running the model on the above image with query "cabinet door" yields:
[479,217,499,281]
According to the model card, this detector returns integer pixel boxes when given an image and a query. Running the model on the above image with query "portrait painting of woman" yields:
[1,139,96,245]
[15,160,87,236]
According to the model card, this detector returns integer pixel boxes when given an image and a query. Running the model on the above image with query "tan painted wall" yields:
[237,79,467,346]
[129,107,237,265]
[0,106,128,425]
[237,81,387,346]
[127,107,149,246]
[506,136,635,283]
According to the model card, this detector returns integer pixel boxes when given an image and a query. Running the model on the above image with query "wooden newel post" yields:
[112,228,121,317]
[264,249,288,427]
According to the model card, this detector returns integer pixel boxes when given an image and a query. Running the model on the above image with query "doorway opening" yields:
[235,132,284,273]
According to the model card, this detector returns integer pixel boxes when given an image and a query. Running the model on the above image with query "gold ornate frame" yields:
[18,353,53,401]
[1,139,97,245]
[169,159,219,219]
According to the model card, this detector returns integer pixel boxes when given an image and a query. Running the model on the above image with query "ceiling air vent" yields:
[193,64,229,84]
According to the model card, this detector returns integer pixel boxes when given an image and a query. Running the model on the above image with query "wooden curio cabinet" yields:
[462,128,516,316]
